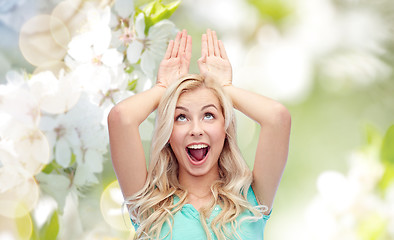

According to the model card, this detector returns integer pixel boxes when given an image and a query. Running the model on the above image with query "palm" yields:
[204,57,232,83]
[198,29,232,86]
[157,30,192,87]
[157,57,184,84]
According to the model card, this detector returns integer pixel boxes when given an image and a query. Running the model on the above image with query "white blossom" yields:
[0,71,40,127]
[40,94,108,187]
[113,0,134,19]
[28,70,81,114]
[35,173,72,213]
[305,148,390,239]
[0,1,181,239]
[57,191,84,239]
[65,6,125,96]
[126,13,176,78]
[237,31,313,103]
[0,72,50,218]
[319,51,391,91]
[0,134,41,218]
[64,5,132,128]
[32,195,58,228]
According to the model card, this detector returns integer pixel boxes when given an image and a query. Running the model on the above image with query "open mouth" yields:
[186,144,210,162]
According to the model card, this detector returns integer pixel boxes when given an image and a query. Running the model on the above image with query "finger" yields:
[181,35,192,74]
[178,29,187,55]
[212,31,220,57]
[185,35,192,62]
[164,40,174,59]
[201,33,208,58]
[207,29,214,56]
[171,31,182,58]
[180,53,189,74]
[197,55,206,64]
[218,40,229,60]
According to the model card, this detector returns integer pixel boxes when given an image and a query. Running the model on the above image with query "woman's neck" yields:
[178,167,219,209]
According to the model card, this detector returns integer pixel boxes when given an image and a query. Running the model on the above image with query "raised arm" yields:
[108,30,192,198]
[198,29,291,212]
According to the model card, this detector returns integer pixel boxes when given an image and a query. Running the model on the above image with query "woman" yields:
[108,29,291,239]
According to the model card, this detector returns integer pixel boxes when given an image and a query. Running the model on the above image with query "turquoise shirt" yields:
[132,187,270,240]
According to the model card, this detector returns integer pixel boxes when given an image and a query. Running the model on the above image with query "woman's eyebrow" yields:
[201,104,218,111]
[175,106,189,112]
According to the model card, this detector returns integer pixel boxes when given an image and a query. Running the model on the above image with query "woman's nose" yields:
[190,121,204,136]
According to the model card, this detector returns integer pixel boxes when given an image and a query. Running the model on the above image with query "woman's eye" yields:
[176,114,187,122]
[204,113,214,120]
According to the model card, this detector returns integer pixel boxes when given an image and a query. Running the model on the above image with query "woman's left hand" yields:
[198,29,232,87]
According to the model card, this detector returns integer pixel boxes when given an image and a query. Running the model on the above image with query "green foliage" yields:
[247,0,293,25]
[378,125,394,192]
[357,213,387,240]
[42,160,63,174]
[31,213,40,240]
[359,124,394,193]
[364,124,382,147]
[43,152,77,175]
[128,79,138,91]
[22,211,59,240]
[381,125,394,164]
[40,211,60,240]
[31,227,39,240]
[134,0,153,8]
[138,0,181,33]
[125,65,135,73]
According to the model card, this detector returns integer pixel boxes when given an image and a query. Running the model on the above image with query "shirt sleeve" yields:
[263,209,272,220]
[247,186,272,220]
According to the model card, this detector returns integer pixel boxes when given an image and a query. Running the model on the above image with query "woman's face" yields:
[169,87,226,180]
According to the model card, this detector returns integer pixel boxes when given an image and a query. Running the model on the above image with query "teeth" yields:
[187,144,208,149]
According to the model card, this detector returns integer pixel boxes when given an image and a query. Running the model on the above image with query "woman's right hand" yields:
[156,29,192,88]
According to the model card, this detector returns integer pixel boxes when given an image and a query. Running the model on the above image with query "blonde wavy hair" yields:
[126,74,265,240]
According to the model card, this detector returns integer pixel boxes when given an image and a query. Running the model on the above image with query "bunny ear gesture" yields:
[157,29,192,88]
[198,29,232,87]
[157,29,231,88]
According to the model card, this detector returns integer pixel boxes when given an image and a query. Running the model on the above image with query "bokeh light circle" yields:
[0,212,33,240]
[100,180,132,232]
[0,177,40,218]
[52,0,97,37]
[19,14,69,67]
